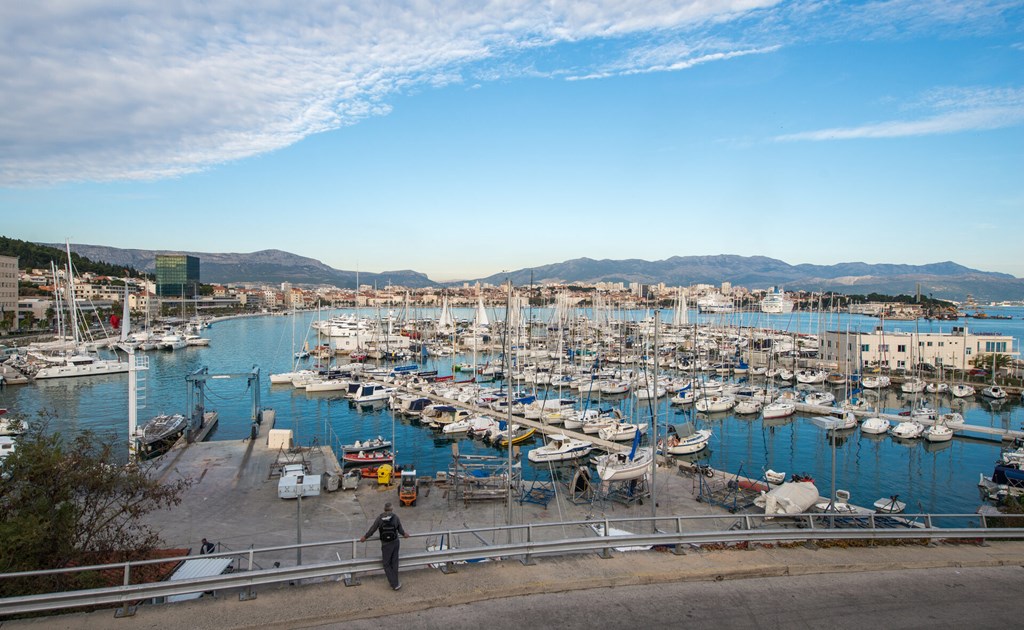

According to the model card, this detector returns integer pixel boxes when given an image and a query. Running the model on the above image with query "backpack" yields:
[379,515,398,543]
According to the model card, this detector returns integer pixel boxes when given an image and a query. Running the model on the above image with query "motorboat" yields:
[593,446,654,481]
[659,422,712,455]
[925,382,949,395]
[342,450,394,465]
[138,413,188,456]
[341,436,391,454]
[860,416,891,435]
[982,386,1008,400]
[890,421,925,439]
[527,434,594,463]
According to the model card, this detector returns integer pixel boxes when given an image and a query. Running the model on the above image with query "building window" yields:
[861,344,870,353]
[879,344,889,353]
[938,342,944,347]
[897,345,906,353]
[966,348,972,356]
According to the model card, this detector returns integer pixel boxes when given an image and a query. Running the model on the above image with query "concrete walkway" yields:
[9,540,1023,629]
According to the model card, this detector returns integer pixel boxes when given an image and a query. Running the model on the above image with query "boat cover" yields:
[754,481,820,519]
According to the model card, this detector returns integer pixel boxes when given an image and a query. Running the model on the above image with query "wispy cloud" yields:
[775,87,1024,141]
[0,1,782,185]
[0,0,1020,184]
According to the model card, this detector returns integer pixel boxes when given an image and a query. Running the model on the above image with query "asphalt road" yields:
[329,565,1024,630]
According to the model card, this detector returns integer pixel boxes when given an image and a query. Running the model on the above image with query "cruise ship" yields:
[760,287,794,314]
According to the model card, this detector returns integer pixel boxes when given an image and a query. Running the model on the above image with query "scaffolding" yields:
[446,450,522,507]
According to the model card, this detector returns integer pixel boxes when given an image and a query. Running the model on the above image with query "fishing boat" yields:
[341,436,391,454]
[527,434,594,463]
[342,450,395,465]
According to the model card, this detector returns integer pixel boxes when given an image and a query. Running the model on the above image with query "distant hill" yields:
[23,242,1024,301]
[471,255,1024,302]
[0,236,149,278]
[48,244,436,289]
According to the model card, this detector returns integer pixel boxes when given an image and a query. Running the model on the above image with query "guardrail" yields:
[1,511,1022,618]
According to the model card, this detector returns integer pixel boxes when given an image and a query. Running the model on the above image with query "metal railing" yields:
[1,511,1022,618]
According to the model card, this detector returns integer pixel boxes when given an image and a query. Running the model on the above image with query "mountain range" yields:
[51,244,1024,302]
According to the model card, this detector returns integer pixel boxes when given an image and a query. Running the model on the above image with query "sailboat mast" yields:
[64,240,80,347]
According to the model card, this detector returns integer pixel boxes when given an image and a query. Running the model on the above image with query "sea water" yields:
[4,306,1023,516]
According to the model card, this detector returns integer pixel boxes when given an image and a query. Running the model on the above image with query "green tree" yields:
[0,419,192,596]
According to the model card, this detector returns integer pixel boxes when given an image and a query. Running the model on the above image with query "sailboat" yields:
[33,243,129,380]
[593,425,654,481]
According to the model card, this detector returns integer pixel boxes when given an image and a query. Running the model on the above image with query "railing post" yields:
[599,518,613,559]
[344,539,361,586]
[672,517,686,555]
[868,513,876,547]
[521,524,535,566]
[440,531,458,574]
[114,562,136,618]
[240,548,257,601]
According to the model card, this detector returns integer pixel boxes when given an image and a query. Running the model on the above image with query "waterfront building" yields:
[155,254,200,298]
[0,254,18,331]
[821,325,1017,372]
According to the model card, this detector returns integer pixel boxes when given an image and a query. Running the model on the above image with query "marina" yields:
[2,305,1024,521]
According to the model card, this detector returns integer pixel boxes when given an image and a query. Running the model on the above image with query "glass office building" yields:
[155,254,200,298]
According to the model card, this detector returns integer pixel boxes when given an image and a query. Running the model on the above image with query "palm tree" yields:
[970,353,1012,383]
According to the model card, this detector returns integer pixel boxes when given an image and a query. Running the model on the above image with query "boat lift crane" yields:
[185,366,264,441]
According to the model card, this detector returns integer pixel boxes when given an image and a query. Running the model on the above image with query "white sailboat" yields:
[34,242,129,380]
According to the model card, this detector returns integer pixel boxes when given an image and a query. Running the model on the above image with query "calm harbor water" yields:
[4,306,1024,516]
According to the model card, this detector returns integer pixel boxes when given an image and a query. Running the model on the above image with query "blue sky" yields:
[2,1,1022,282]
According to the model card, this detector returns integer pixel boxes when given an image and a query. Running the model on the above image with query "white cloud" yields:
[775,87,1024,141]
[0,0,1019,184]
[0,1,781,185]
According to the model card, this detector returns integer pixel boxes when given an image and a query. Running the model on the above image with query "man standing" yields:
[360,502,409,590]
[200,538,215,554]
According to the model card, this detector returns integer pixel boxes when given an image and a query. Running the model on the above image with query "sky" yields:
[1,1,1022,282]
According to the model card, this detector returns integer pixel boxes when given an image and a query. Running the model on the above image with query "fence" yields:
[1,511,1022,618]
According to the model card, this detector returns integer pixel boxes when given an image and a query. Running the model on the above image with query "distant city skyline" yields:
[2,2,1022,282]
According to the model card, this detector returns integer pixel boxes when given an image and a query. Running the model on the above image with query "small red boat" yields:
[343,450,395,465]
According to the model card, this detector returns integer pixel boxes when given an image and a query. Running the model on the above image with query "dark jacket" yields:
[363,511,406,541]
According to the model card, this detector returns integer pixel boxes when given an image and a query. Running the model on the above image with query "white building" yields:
[821,325,1016,372]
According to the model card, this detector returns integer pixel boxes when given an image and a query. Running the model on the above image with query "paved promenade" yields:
[9,540,1024,629]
